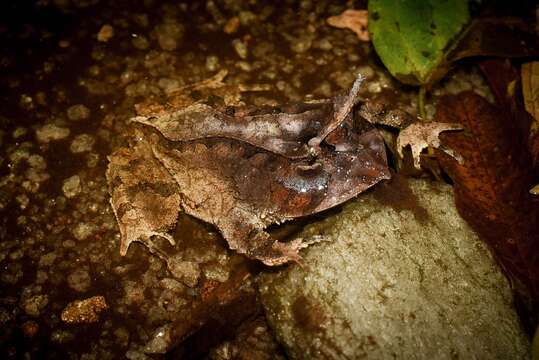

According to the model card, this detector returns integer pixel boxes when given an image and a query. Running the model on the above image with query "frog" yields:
[106,73,392,266]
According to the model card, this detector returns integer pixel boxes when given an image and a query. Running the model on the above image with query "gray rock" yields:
[258,178,530,360]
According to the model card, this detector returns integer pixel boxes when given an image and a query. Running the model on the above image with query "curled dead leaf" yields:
[327,9,370,42]
[397,122,463,169]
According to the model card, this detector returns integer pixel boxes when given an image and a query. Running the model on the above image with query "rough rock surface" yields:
[258,178,530,359]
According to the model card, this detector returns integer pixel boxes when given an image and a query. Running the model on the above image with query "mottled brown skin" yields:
[107,75,391,265]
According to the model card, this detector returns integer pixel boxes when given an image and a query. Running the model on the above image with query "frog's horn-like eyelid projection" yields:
[308,73,365,151]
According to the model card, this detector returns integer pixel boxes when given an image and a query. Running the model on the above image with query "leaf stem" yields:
[418,86,427,120]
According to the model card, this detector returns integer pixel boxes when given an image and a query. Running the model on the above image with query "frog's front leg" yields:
[218,217,327,266]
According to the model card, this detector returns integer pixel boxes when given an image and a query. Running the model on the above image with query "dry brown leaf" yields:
[327,9,370,42]
[436,91,539,325]
[397,122,463,169]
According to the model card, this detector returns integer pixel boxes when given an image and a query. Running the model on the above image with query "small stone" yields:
[0,308,13,323]
[290,36,312,53]
[97,24,114,42]
[16,194,29,209]
[232,39,248,59]
[50,330,75,344]
[157,78,180,94]
[61,296,108,324]
[36,124,70,143]
[67,268,91,292]
[39,252,57,267]
[22,295,49,317]
[167,258,201,287]
[67,104,90,121]
[316,37,333,51]
[132,35,150,50]
[19,94,34,110]
[155,21,184,51]
[366,81,382,94]
[313,81,332,98]
[236,61,252,72]
[114,327,130,348]
[223,17,240,34]
[62,175,81,198]
[21,320,39,338]
[357,65,375,80]
[238,11,257,26]
[35,270,48,284]
[70,134,95,153]
[205,55,220,72]
[12,127,27,139]
[27,154,47,170]
[1,263,23,284]
[72,222,96,241]
[86,153,100,168]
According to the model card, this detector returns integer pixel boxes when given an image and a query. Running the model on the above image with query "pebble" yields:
[12,127,27,139]
[236,61,252,72]
[290,36,313,53]
[67,104,90,121]
[238,11,257,25]
[232,39,248,59]
[27,154,47,170]
[67,268,92,292]
[36,124,70,143]
[50,330,75,344]
[70,134,95,153]
[316,38,333,51]
[155,22,184,51]
[39,252,57,267]
[367,81,382,93]
[61,296,108,323]
[19,94,34,110]
[72,222,96,241]
[21,320,39,338]
[62,175,81,198]
[157,78,180,94]
[97,24,114,42]
[22,295,49,317]
[167,259,201,287]
[132,35,150,50]
[205,56,220,72]
[86,153,100,168]
[223,17,240,34]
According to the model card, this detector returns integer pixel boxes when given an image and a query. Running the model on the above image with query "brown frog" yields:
[106,74,391,266]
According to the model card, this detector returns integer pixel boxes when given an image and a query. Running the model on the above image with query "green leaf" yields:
[368,0,471,86]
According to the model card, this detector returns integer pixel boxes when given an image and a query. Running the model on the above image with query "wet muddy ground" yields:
[0,1,494,358]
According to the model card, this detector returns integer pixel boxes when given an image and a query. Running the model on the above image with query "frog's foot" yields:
[121,230,175,257]
[250,235,330,266]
